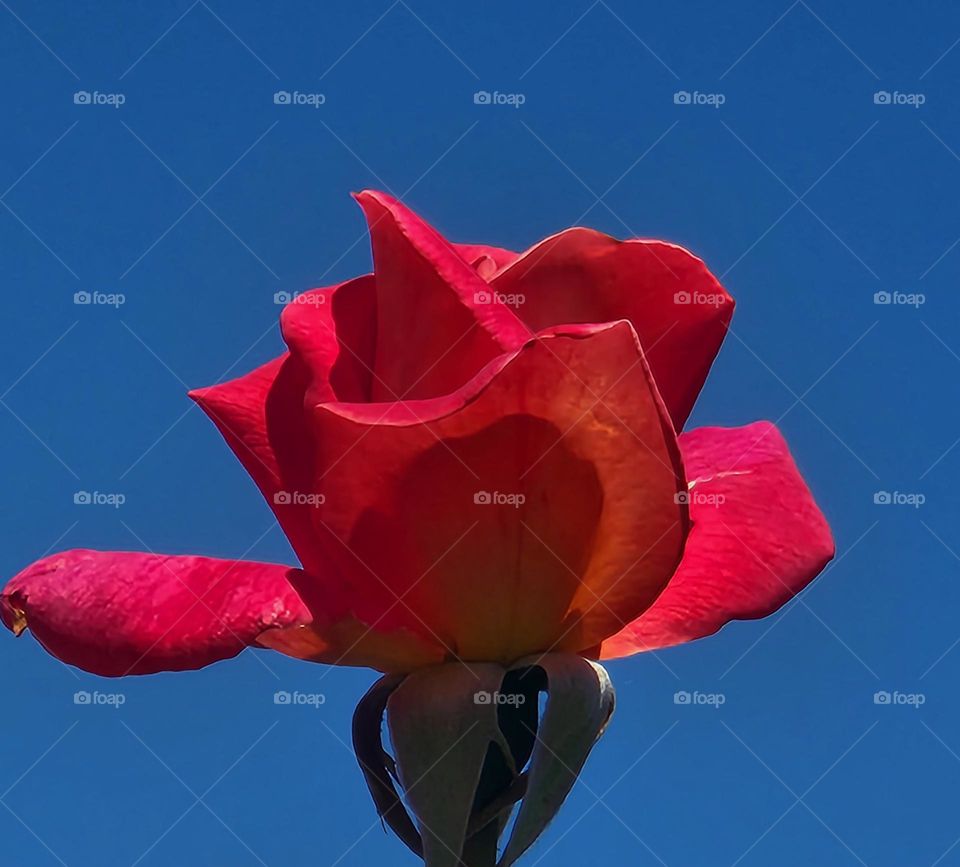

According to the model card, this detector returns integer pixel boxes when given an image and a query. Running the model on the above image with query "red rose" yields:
[1,190,833,677]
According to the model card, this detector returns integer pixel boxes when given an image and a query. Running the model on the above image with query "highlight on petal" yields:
[453,242,518,279]
[354,190,530,401]
[1,550,309,676]
[258,608,447,673]
[491,227,733,430]
[599,422,834,658]
[295,320,688,668]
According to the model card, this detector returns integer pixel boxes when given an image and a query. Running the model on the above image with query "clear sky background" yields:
[1,1,958,865]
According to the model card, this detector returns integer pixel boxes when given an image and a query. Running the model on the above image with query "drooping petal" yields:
[599,422,834,657]
[295,321,688,667]
[1,550,310,676]
[491,228,733,429]
[355,190,530,401]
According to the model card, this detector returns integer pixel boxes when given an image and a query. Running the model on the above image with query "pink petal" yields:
[491,228,733,429]
[1,550,309,676]
[189,354,327,576]
[599,422,834,657]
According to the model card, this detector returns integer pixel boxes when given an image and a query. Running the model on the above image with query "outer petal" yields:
[189,276,378,575]
[491,228,733,429]
[295,321,688,666]
[599,422,834,657]
[355,190,530,401]
[189,354,326,575]
[1,550,310,676]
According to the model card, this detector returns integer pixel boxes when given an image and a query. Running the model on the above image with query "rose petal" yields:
[279,274,378,403]
[189,354,328,575]
[258,612,447,674]
[491,228,733,429]
[191,275,381,575]
[297,321,688,666]
[1,550,310,676]
[599,422,834,657]
[355,190,530,401]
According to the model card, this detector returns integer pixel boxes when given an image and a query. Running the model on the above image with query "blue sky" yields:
[1,1,958,864]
